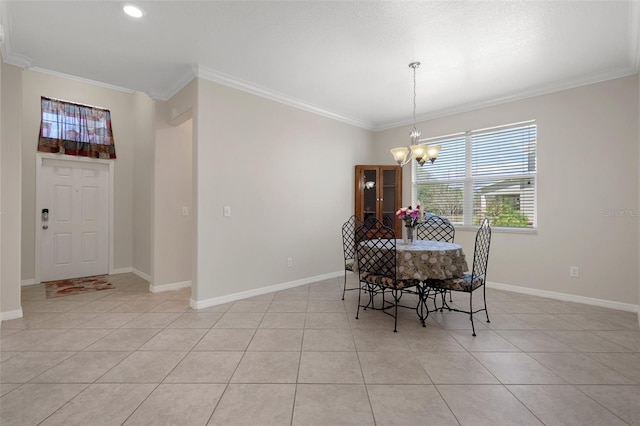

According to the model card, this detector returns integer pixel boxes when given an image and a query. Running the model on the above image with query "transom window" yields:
[38,97,117,159]
[414,121,537,230]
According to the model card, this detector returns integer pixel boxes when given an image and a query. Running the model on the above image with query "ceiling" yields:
[1,1,639,131]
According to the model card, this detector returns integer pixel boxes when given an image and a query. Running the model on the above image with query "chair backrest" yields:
[417,215,455,242]
[355,218,397,279]
[342,215,363,261]
[381,215,394,230]
[470,218,491,283]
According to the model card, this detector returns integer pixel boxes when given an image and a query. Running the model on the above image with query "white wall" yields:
[132,92,155,279]
[1,54,3,314]
[0,62,23,318]
[192,78,373,304]
[374,75,639,306]
[152,79,198,294]
[20,70,152,281]
[152,101,193,288]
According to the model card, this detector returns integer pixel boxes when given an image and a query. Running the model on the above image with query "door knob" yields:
[42,225,48,229]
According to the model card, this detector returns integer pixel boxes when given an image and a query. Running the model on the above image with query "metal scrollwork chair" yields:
[423,218,492,336]
[355,218,424,332]
[417,215,456,305]
[417,215,455,243]
[341,215,364,300]
[381,215,394,230]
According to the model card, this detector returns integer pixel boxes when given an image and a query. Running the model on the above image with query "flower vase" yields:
[406,226,415,244]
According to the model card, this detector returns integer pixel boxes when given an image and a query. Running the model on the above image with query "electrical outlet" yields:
[182,206,188,216]
[223,206,231,217]
[287,257,293,267]
[570,266,579,277]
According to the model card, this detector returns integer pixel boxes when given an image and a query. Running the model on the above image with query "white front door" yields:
[40,159,109,281]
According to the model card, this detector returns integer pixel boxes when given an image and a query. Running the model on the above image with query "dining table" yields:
[357,239,468,279]
[356,238,469,325]
[395,239,468,281]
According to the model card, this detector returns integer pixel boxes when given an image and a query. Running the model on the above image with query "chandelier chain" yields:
[412,64,417,132]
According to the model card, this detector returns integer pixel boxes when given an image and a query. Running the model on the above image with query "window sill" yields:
[455,225,537,235]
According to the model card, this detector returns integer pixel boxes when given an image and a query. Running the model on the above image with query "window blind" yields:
[415,121,537,229]
[415,135,466,223]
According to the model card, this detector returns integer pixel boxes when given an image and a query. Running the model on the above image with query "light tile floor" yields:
[1,273,639,425]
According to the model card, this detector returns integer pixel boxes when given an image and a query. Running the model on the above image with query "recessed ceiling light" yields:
[123,4,144,18]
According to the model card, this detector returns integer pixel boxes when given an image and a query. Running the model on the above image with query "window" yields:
[38,97,117,159]
[414,121,536,229]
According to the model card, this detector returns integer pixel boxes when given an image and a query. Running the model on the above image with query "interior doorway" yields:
[152,115,193,293]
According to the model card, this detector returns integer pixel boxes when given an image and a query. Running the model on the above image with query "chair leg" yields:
[342,270,347,300]
[469,291,476,337]
[418,285,427,327]
[368,284,377,310]
[355,280,362,320]
[393,289,398,333]
[483,285,490,323]
[439,289,451,312]
[448,289,452,302]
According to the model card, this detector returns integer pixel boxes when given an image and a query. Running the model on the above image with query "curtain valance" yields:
[38,96,116,159]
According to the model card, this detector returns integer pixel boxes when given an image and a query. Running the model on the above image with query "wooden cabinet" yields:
[354,165,402,237]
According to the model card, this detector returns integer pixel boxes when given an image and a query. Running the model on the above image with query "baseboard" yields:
[132,269,151,282]
[487,281,639,313]
[150,280,191,293]
[21,279,36,286]
[191,271,343,310]
[0,308,24,322]
[111,267,133,275]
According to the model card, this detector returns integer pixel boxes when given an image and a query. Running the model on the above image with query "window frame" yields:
[412,120,537,233]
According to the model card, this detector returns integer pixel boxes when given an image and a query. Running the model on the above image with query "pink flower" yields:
[395,207,408,218]
[396,205,423,226]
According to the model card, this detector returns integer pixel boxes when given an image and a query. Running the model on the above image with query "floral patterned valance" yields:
[37,96,117,159]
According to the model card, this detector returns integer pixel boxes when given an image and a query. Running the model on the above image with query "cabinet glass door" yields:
[362,168,377,224]
[381,169,397,231]
[355,165,402,237]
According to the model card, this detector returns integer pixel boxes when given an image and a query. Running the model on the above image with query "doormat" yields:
[44,275,114,299]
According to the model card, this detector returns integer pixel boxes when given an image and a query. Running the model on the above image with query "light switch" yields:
[182,207,188,216]
[223,206,231,217]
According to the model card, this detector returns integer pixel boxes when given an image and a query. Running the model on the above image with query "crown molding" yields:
[374,66,639,132]
[193,64,375,130]
[1,49,32,69]
[0,1,32,69]
[29,67,135,93]
[146,66,197,101]
[151,63,376,129]
[0,1,133,93]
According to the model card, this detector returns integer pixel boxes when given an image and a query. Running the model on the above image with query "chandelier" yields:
[390,62,441,167]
